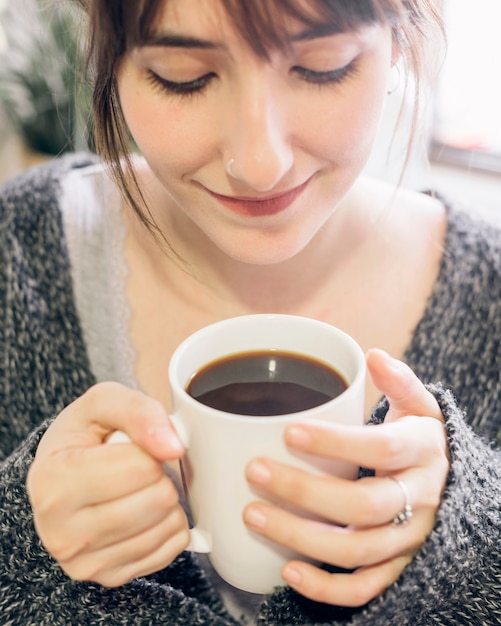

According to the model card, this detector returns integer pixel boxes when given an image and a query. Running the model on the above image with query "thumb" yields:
[38,382,185,463]
[89,383,185,462]
[366,348,442,422]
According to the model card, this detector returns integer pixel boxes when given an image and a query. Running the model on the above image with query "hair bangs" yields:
[127,0,403,61]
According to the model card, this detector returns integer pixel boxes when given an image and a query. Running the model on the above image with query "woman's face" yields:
[117,0,394,265]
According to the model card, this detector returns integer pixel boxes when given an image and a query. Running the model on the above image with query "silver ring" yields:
[389,477,413,526]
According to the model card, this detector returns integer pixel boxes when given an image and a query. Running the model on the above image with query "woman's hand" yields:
[27,382,189,587]
[243,349,449,607]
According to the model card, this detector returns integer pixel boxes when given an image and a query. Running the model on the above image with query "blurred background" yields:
[0,0,92,177]
[0,0,500,222]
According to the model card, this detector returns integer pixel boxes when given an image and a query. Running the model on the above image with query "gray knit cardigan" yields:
[0,155,500,626]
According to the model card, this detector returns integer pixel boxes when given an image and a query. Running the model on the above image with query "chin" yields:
[219,234,312,266]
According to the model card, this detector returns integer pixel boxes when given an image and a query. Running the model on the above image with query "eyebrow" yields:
[140,32,223,50]
[290,23,346,42]
[141,23,346,50]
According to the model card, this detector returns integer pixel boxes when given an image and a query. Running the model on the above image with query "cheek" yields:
[300,55,391,169]
[122,95,183,164]
[119,80,214,177]
[309,88,387,169]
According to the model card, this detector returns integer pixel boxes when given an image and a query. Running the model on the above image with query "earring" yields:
[387,64,401,96]
[226,158,237,178]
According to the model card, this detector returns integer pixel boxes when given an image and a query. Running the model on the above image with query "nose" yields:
[223,79,294,192]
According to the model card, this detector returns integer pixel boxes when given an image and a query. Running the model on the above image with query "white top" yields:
[60,163,264,622]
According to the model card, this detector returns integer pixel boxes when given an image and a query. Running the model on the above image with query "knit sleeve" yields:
[257,385,501,626]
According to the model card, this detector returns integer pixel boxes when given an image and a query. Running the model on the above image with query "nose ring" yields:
[226,158,237,178]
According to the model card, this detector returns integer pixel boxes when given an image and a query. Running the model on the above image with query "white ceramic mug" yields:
[110,314,365,594]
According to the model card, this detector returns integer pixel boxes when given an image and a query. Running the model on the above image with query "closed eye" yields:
[146,70,217,96]
[292,60,358,86]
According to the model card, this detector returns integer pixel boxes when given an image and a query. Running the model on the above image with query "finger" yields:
[29,443,167,513]
[243,500,429,570]
[38,382,184,462]
[85,474,183,550]
[366,349,442,422]
[246,458,435,526]
[101,524,190,587]
[40,473,182,561]
[283,414,446,471]
[282,555,412,607]
[59,506,190,587]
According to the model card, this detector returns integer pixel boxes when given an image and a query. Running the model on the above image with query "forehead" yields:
[136,0,387,54]
[154,0,237,35]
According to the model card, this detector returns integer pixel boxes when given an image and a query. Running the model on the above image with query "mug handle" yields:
[106,429,211,554]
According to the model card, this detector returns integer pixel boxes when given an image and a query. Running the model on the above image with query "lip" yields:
[206,177,312,217]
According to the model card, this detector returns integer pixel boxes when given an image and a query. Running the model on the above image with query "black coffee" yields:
[186,350,348,416]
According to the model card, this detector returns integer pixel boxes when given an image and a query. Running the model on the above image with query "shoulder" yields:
[348,177,446,244]
[0,153,103,296]
[417,194,501,441]
[444,195,501,253]
[0,152,100,230]
[381,183,501,283]
[438,194,501,292]
[411,189,501,331]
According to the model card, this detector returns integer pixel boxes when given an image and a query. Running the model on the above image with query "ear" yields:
[390,27,403,67]
[391,45,402,67]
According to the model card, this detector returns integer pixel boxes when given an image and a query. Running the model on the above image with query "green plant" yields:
[0,0,92,155]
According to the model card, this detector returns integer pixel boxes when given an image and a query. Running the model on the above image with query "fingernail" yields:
[283,565,302,586]
[244,506,267,529]
[377,349,406,373]
[247,460,272,484]
[285,425,312,448]
[149,425,184,453]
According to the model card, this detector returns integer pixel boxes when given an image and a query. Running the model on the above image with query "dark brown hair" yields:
[75,0,444,241]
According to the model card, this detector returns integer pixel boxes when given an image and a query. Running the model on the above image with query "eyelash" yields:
[146,71,216,97]
[146,60,358,98]
[292,61,358,86]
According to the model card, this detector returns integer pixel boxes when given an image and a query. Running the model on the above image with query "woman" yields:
[0,0,499,624]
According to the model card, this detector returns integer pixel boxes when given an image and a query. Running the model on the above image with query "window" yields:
[430,1,501,173]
